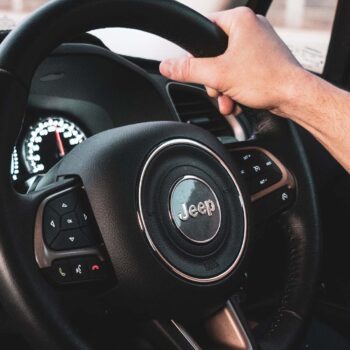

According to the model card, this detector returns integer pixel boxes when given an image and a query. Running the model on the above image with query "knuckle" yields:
[173,58,192,80]
[184,57,194,79]
[206,87,220,98]
[234,7,257,26]
[235,6,256,19]
[178,57,193,81]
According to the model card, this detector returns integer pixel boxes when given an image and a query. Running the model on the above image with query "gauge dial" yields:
[23,117,87,175]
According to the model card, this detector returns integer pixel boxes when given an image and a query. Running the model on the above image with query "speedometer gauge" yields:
[23,117,87,175]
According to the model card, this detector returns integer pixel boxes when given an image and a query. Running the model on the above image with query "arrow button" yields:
[49,192,78,215]
[43,208,60,245]
[51,229,91,251]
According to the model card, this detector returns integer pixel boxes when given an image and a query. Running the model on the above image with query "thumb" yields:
[160,56,222,89]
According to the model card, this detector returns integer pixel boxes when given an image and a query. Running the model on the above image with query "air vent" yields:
[168,83,246,144]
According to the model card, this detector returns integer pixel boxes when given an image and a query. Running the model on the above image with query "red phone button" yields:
[87,257,106,280]
[91,264,100,271]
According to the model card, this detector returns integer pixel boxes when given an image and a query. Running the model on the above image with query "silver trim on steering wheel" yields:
[137,138,248,284]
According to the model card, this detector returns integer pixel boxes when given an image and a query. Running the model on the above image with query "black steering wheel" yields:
[0,1,321,350]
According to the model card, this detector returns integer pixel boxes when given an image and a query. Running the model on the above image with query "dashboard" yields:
[9,38,177,191]
[5,33,338,196]
[9,35,254,193]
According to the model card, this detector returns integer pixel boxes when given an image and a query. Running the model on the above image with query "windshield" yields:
[0,0,337,73]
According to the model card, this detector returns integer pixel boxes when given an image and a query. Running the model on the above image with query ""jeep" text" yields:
[178,200,216,222]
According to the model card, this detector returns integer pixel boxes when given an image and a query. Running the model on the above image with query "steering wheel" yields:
[0,1,321,350]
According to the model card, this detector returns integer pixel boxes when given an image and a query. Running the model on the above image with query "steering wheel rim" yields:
[0,1,321,350]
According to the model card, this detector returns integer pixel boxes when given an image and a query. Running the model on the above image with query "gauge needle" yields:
[55,128,66,157]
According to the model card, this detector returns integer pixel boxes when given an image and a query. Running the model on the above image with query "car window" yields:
[267,0,338,73]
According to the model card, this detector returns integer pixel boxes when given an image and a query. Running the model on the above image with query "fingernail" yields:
[160,59,173,77]
[218,95,235,116]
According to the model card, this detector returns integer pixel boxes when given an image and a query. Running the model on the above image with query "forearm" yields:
[276,69,350,173]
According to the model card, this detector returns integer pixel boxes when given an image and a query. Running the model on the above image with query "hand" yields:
[160,7,305,116]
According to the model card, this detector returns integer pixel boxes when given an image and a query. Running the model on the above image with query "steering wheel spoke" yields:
[142,319,202,350]
[204,299,256,350]
[145,298,256,350]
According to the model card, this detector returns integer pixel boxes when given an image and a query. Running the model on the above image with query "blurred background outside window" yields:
[268,0,338,73]
[0,0,338,73]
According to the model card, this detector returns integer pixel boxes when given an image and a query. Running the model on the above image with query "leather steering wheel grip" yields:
[0,0,228,86]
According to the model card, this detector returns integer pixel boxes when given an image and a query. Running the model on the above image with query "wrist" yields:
[271,66,314,120]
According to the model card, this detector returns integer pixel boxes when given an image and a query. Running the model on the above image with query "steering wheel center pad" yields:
[39,121,250,317]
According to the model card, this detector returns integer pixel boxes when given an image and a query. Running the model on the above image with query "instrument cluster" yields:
[11,114,88,190]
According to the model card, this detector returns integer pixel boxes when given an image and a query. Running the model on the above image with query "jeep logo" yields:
[170,176,221,244]
[178,200,216,222]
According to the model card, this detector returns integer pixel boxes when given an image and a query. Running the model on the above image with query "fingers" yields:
[160,8,253,115]
[160,56,222,88]
[160,57,234,116]
[206,86,220,98]
[218,95,235,116]
[206,86,234,115]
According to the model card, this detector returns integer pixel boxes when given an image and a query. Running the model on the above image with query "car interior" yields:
[0,0,349,349]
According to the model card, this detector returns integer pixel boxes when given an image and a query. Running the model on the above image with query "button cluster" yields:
[232,149,283,195]
[231,148,296,220]
[50,256,107,285]
[43,189,99,251]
